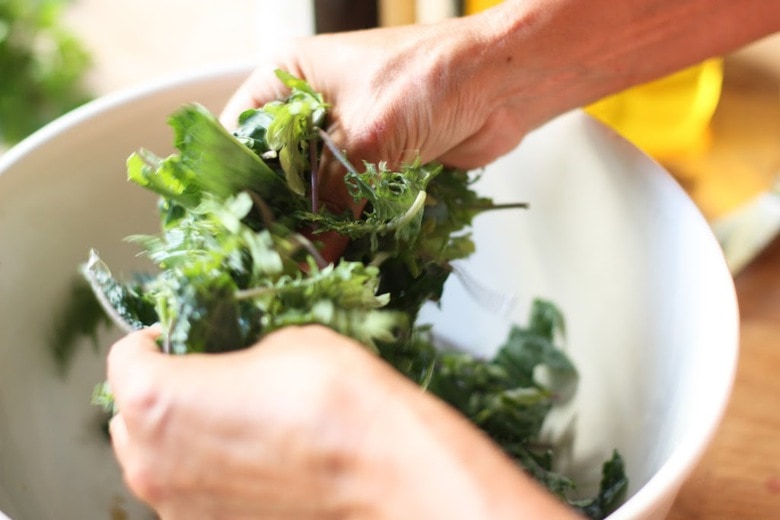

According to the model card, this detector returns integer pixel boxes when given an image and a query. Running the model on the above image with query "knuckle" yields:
[121,373,161,414]
[115,367,171,437]
[123,461,167,505]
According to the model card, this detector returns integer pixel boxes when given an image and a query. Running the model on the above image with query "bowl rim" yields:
[0,60,254,174]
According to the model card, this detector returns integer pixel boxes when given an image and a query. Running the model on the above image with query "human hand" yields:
[107,325,578,520]
[220,13,533,176]
[222,0,780,185]
[220,13,540,262]
[107,325,393,519]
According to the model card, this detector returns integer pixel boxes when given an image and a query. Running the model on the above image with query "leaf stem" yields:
[234,285,277,300]
[289,232,328,270]
[317,128,359,176]
[387,190,427,231]
[309,137,320,214]
[487,202,529,210]
[163,317,173,354]
[249,191,275,228]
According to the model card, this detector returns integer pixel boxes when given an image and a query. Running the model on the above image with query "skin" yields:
[221,0,780,173]
[108,1,780,518]
[108,326,577,519]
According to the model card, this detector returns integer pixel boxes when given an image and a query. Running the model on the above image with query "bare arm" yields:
[222,0,780,173]
[478,0,780,148]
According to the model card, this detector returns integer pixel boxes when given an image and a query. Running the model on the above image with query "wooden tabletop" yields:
[663,50,780,519]
[666,234,780,519]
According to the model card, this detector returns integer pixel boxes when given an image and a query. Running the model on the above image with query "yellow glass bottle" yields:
[464,0,724,161]
[586,59,724,160]
[464,0,502,13]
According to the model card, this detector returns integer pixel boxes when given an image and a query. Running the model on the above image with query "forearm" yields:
[467,0,780,132]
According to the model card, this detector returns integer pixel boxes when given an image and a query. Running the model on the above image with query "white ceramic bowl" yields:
[0,65,738,519]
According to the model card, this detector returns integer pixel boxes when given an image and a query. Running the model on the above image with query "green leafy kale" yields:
[426,300,627,514]
[76,70,626,518]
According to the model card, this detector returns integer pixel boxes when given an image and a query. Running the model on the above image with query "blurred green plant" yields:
[0,0,92,144]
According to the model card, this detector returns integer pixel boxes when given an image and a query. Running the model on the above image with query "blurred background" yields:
[2,0,779,271]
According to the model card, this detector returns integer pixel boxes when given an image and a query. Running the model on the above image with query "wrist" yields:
[456,2,601,134]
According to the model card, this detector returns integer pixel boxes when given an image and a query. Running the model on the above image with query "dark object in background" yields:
[313,0,378,32]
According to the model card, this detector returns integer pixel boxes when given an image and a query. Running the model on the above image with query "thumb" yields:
[106,326,165,401]
[219,66,291,130]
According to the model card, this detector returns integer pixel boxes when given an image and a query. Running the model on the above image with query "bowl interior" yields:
[0,66,738,520]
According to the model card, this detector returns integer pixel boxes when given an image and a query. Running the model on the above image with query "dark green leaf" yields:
[570,451,629,519]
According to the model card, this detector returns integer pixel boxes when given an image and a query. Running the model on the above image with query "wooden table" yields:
[658,47,780,519]
[666,234,780,519]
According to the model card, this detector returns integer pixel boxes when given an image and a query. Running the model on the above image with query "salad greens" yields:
[78,70,626,518]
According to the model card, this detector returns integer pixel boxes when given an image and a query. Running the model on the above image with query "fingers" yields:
[106,326,163,397]
[106,326,172,455]
[107,413,153,506]
[106,328,182,508]
[219,65,292,129]
[435,104,528,170]
[108,413,129,462]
